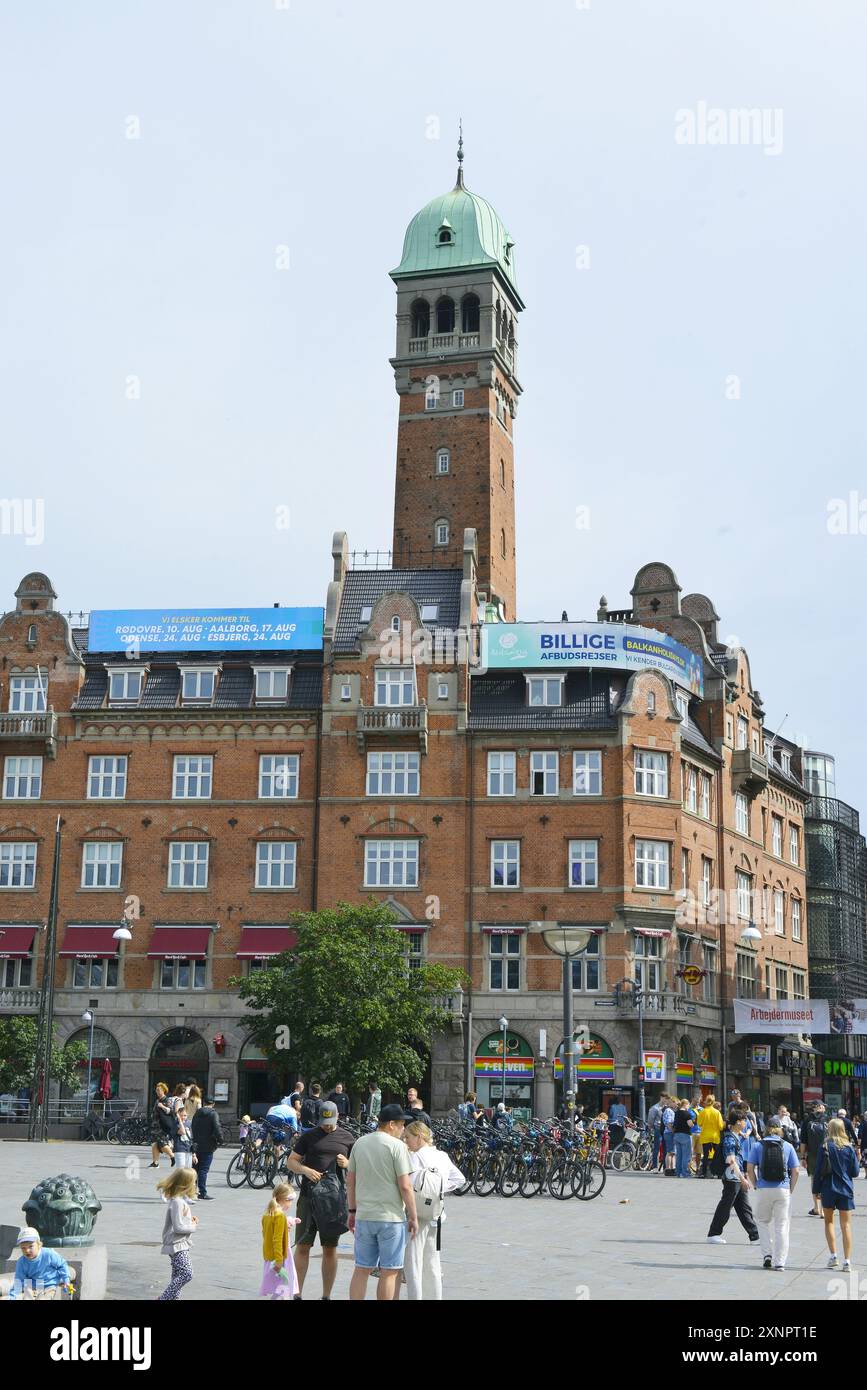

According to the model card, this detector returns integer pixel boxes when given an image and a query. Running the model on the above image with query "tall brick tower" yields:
[389,134,523,619]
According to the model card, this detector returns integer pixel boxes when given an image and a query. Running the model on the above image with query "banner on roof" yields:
[89,608,324,653]
[733,999,831,1034]
[480,622,703,694]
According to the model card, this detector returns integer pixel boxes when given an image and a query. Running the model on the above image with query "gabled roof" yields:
[333,569,463,654]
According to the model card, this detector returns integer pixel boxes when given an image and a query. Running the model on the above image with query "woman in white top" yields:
[395,1120,464,1301]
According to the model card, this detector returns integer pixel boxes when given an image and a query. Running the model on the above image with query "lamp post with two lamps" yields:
[540,925,594,1135]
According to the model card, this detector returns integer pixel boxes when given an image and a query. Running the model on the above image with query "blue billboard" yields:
[89,608,324,654]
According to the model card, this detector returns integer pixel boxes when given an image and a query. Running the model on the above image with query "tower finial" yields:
[456,119,465,188]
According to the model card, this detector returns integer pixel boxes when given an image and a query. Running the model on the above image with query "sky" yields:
[1,1,865,803]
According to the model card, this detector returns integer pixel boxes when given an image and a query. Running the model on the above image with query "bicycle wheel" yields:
[473,1159,501,1197]
[226,1151,250,1188]
[635,1140,654,1172]
[609,1142,636,1173]
[547,1160,575,1200]
[106,1123,120,1144]
[498,1158,522,1197]
[248,1150,272,1189]
[573,1159,606,1200]
[518,1157,546,1198]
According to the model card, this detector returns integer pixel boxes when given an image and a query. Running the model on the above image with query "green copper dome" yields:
[391,175,519,295]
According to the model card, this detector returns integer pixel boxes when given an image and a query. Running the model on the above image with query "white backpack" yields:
[414,1163,445,1223]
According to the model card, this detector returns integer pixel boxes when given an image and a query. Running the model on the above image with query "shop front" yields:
[738,1039,820,1116]
[148,1027,209,1099]
[821,1056,867,1115]
[474,1030,534,1120]
[554,1033,616,1116]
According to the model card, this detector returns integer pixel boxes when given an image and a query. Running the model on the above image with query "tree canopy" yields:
[0,1018,88,1096]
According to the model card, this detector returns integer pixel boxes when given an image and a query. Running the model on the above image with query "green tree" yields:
[0,1018,88,1095]
[233,902,467,1110]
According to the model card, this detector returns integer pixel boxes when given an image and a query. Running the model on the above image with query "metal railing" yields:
[0,1098,138,1123]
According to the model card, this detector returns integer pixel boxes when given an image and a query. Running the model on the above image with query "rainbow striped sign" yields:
[697,1065,717,1085]
[554,1056,615,1081]
[474,1057,534,1079]
[676,1062,694,1084]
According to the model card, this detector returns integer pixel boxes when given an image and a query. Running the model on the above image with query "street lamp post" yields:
[81,1009,95,1112]
[498,1015,508,1114]
[541,926,594,1135]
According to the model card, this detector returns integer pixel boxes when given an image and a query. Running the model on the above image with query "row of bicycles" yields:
[225,1114,370,1190]
[431,1117,607,1200]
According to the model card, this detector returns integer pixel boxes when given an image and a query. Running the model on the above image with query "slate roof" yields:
[333,569,463,654]
[71,655,321,713]
[680,715,720,762]
[468,671,616,731]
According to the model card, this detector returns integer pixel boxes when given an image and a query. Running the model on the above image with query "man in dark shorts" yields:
[287,1099,354,1300]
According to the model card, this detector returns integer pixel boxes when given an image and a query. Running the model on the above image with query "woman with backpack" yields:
[812,1117,860,1271]
[394,1121,464,1300]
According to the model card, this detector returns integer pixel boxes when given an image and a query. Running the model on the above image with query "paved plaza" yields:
[0,1140,862,1301]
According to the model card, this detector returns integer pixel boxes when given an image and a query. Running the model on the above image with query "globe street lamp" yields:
[541,926,594,1134]
[498,1015,509,1116]
[81,1009,95,1113]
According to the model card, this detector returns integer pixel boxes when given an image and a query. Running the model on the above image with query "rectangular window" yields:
[255,841,296,889]
[634,935,662,993]
[792,898,802,941]
[675,691,688,721]
[681,849,689,889]
[792,970,806,1001]
[635,840,669,889]
[774,889,785,935]
[168,842,209,888]
[789,825,799,865]
[569,840,598,888]
[765,961,773,998]
[526,677,562,708]
[736,870,752,919]
[487,751,516,796]
[161,958,207,991]
[634,751,668,797]
[81,841,123,889]
[571,934,600,991]
[737,716,749,750]
[725,715,734,745]
[374,668,415,706]
[404,930,425,972]
[736,951,757,999]
[181,670,216,703]
[254,669,290,701]
[702,945,718,1002]
[775,965,789,1000]
[780,751,791,774]
[772,816,783,857]
[489,933,520,990]
[3,955,33,988]
[366,751,420,796]
[573,750,602,796]
[364,840,419,888]
[700,857,712,908]
[3,756,42,799]
[735,793,749,835]
[700,775,711,820]
[108,670,142,703]
[684,766,697,812]
[87,755,127,800]
[530,751,558,796]
[73,957,118,990]
[452,389,464,408]
[258,754,299,800]
[0,842,37,888]
[173,755,213,800]
[491,840,520,888]
[9,674,47,713]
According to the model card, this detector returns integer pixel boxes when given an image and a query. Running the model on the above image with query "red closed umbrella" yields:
[97,1057,112,1108]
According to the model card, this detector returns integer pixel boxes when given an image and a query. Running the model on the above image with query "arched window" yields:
[435,518,450,547]
[436,298,455,334]
[495,300,502,340]
[437,222,454,245]
[149,1027,209,1092]
[508,317,515,349]
[461,294,480,334]
[500,529,506,558]
[499,459,506,488]
[436,449,450,475]
[410,299,430,339]
[61,1026,121,1099]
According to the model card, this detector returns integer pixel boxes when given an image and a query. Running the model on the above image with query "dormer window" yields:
[359,605,373,624]
[107,668,143,704]
[675,691,688,721]
[780,751,791,774]
[254,668,290,702]
[181,668,217,704]
[436,222,454,246]
[526,676,563,708]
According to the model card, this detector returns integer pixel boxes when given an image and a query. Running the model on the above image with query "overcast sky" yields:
[1,2,865,803]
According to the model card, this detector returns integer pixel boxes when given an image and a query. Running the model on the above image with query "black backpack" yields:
[709,1136,729,1178]
[309,1167,349,1241]
[301,1096,322,1128]
[759,1137,786,1183]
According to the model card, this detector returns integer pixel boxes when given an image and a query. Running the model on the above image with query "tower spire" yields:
[456,119,465,188]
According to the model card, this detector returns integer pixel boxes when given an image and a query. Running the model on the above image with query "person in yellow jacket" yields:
[260,1183,300,1299]
[697,1097,725,1179]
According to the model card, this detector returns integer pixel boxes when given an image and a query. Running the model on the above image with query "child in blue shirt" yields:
[8,1227,74,1300]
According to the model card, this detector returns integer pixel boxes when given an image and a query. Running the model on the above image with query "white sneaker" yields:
[707,1235,727,1244]
[773,1265,785,1271]
[827,1255,839,1269]
[843,1260,852,1271]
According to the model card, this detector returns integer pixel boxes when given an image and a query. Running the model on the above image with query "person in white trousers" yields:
[393,1121,464,1301]
[746,1117,800,1271]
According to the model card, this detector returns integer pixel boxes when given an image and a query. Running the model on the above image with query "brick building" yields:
[0,152,818,1120]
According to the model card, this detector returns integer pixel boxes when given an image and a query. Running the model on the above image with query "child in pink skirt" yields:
[260,1182,300,1299]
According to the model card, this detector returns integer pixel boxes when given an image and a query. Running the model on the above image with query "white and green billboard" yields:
[480,621,703,695]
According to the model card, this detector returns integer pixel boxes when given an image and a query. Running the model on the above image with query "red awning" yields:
[0,925,37,958]
[236,926,297,959]
[147,926,213,959]
[60,926,121,959]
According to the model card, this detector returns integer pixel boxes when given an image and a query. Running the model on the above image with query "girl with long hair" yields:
[260,1182,300,1299]
[156,1167,198,1300]
[813,1116,860,1270]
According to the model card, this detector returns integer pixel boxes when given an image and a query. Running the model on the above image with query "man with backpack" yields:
[801,1103,829,1217]
[706,1106,760,1245]
[300,1082,323,1131]
[746,1117,800,1270]
[287,1100,354,1301]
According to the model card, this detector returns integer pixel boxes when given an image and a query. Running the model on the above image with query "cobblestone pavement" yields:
[0,1141,861,1301]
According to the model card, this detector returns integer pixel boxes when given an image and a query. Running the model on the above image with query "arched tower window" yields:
[435,518,450,547]
[500,529,506,558]
[500,459,506,488]
[437,222,454,245]
[410,299,430,339]
[436,298,455,334]
[461,294,480,334]
[436,449,450,475]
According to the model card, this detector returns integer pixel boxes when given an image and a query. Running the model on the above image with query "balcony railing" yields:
[408,333,481,355]
[0,987,41,1011]
[357,704,428,753]
[0,709,58,757]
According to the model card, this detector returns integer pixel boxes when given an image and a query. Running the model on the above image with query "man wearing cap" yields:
[287,1099,354,1301]
[7,1228,74,1300]
[347,1103,418,1302]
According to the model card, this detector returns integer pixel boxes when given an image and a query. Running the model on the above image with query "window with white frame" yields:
[436,449,450,474]
[73,957,118,989]
[0,843,36,888]
[364,840,419,888]
[792,897,802,941]
[735,950,757,998]
[530,751,558,796]
[366,751,420,796]
[737,715,749,750]
[452,389,464,408]
[700,857,712,908]
[780,751,791,774]
[3,756,42,799]
[425,384,439,410]
[702,945,718,1002]
[774,889,785,935]
[678,933,692,970]
[700,774,711,820]
[161,958,207,990]
[81,842,123,889]
[258,754,299,800]
[792,969,806,1000]
[569,840,598,888]
[375,667,415,706]
[772,816,783,857]
[173,756,213,800]
[107,669,142,703]
[634,750,668,797]
[775,965,789,999]
[437,681,449,700]
[404,930,425,972]
[789,825,799,865]
[255,842,297,889]
[635,840,669,888]
[646,691,656,713]
[735,793,749,835]
[573,750,601,796]
[87,756,127,800]
[684,766,697,812]
[168,842,209,888]
[489,932,521,990]
[181,669,216,703]
[634,935,662,992]
[435,519,450,546]
[725,714,734,745]
[735,870,752,919]
[9,673,47,713]
[675,691,688,721]
[681,849,689,889]
[255,669,290,702]
[2,952,33,988]
[765,961,773,998]
[526,677,562,708]
[491,840,520,887]
[571,934,600,991]
[487,751,516,796]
